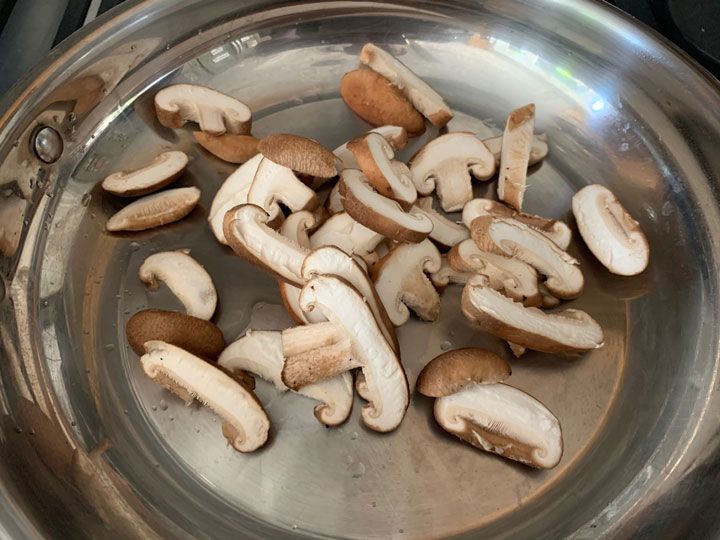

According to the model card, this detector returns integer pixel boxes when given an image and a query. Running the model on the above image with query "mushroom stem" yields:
[219,330,353,426]
[482,133,548,167]
[497,104,535,211]
[281,322,358,390]
[223,204,309,287]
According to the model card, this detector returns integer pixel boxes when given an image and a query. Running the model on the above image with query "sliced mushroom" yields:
[347,132,416,207]
[409,132,495,212]
[106,187,200,232]
[572,184,649,276]
[154,84,251,135]
[497,104,535,211]
[193,132,259,164]
[141,341,269,452]
[281,322,358,390]
[101,150,188,197]
[208,154,264,245]
[430,255,472,292]
[360,43,453,128]
[462,276,604,354]
[218,330,353,426]
[538,282,561,309]
[223,204,308,287]
[325,182,344,215]
[277,211,326,325]
[449,239,541,307]
[247,157,319,222]
[339,168,432,243]
[298,275,409,432]
[416,348,511,397]
[139,251,217,320]
[340,70,425,137]
[258,134,337,178]
[468,216,505,255]
[373,239,442,326]
[482,133,548,167]
[333,125,409,176]
[302,245,399,354]
[463,198,571,250]
[126,309,225,359]
[412,196,470,249]
[309,212,385,258]
[434,383,563,469]
[489,218,583,299]
[354,370,371,401]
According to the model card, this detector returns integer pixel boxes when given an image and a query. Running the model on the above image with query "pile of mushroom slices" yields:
[101,43,651,466]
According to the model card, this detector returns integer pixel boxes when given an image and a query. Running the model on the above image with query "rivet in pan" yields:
[33,126,63,164]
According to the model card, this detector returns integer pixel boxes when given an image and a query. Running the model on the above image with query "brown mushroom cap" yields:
[416,348,511,397]
[340,70,426,137]
[125,309,225,359]
[258,134,337,178]
[193,132,259,164]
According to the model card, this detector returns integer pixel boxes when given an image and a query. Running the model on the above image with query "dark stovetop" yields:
[0,0,718,99]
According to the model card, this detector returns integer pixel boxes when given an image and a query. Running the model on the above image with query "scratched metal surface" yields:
[0,1,718,539]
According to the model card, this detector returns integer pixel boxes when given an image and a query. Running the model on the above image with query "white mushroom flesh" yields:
[374,239,442,326]
[434,383,562,469]
[409,132,495,212]
[309,212,385,257]
[430,255,472,289]
[325,183,344,215]
[276,212,327,325]
[572,184,649,276]
[218,330,353,426]
[101,151,188,196]
[489,218,583,299]
[209,153,263,244]
[139,251,217,320]
[142,341,269,452]
[247,158,318,222]
[299,275,409,432]
[412,196,470,248]
[155,84,251,135]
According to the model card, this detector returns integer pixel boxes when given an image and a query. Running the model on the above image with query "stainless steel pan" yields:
[0,1,718,538]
